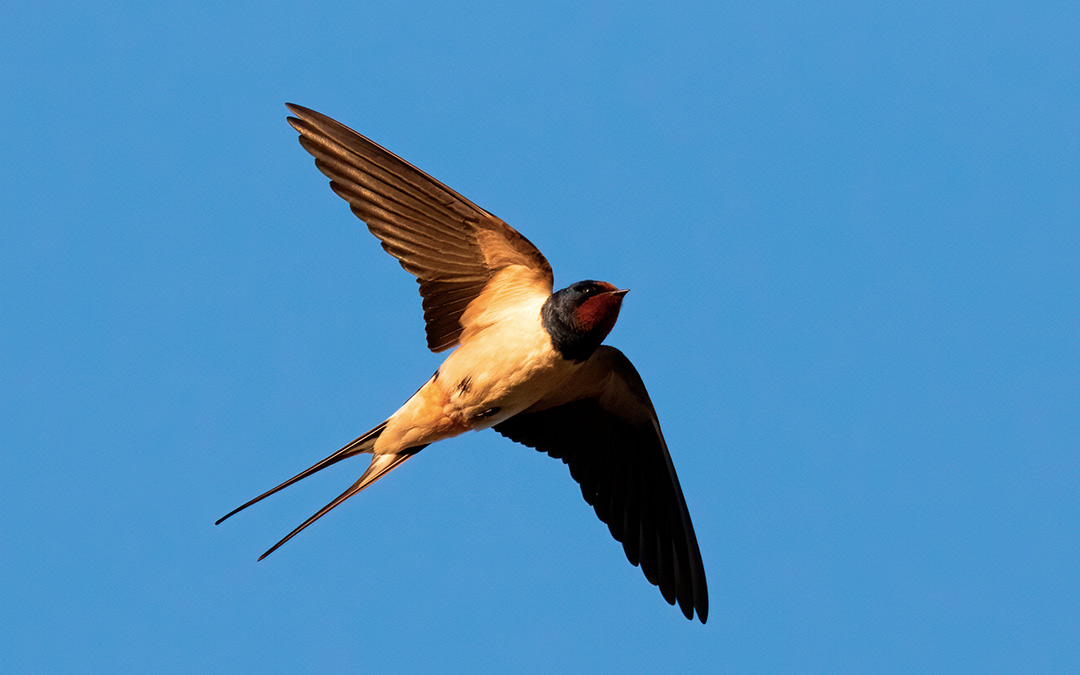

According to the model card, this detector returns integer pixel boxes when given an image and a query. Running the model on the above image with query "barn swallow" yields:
[217,104,708,623]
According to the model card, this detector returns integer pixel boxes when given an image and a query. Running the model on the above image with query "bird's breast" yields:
[439,307,574,426]
[376,296,579,452]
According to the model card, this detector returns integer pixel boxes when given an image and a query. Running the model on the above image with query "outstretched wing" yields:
[287,103,554,352]
[494,346,709,623]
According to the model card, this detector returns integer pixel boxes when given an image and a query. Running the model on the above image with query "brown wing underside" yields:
[286,104,554,352]
[494,346,709,623]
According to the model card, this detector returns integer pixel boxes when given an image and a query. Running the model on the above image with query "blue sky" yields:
[2,1,1078,672]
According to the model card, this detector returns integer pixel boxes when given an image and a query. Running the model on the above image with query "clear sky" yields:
[2,1,1078,672]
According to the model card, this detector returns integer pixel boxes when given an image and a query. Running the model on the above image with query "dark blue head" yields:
[541,280,629,362]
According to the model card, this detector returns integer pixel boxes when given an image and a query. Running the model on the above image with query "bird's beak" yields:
[610,288,629,298]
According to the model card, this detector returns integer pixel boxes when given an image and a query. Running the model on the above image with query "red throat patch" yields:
[574,290,624,339]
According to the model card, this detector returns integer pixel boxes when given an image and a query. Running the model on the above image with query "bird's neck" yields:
[541,294,621,363]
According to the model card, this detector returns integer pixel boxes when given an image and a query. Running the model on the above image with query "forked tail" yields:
[216,421,388,526]
[256,450,419,560]
[217,421,430,559]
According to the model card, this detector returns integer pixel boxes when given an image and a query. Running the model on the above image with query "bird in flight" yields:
[217,104,708,623]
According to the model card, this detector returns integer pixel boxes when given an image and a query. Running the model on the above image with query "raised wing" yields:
[494,346,708,623]
[287,104,554,352]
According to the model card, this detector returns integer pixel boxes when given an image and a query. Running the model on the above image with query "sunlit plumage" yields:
[217,104,708,623]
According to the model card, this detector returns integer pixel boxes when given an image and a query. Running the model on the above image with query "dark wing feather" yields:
[494,346,708,623]
[286,103,554,352]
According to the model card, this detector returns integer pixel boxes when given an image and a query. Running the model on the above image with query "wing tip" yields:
[674,590,709,624]
[285,101,313,118]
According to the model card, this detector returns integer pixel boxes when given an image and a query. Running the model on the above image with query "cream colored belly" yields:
[373,307,577,453]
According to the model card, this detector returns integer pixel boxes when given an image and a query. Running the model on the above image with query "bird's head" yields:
[542,280,629,362]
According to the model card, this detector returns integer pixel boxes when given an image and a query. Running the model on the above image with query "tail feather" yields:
[216,422,387,526]
[256,450,421,560]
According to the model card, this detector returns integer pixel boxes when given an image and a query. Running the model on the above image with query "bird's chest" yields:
[436,321,576,429]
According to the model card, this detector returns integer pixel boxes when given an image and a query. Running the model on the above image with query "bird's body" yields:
[218,104,709,623]
[380,268,569,449]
